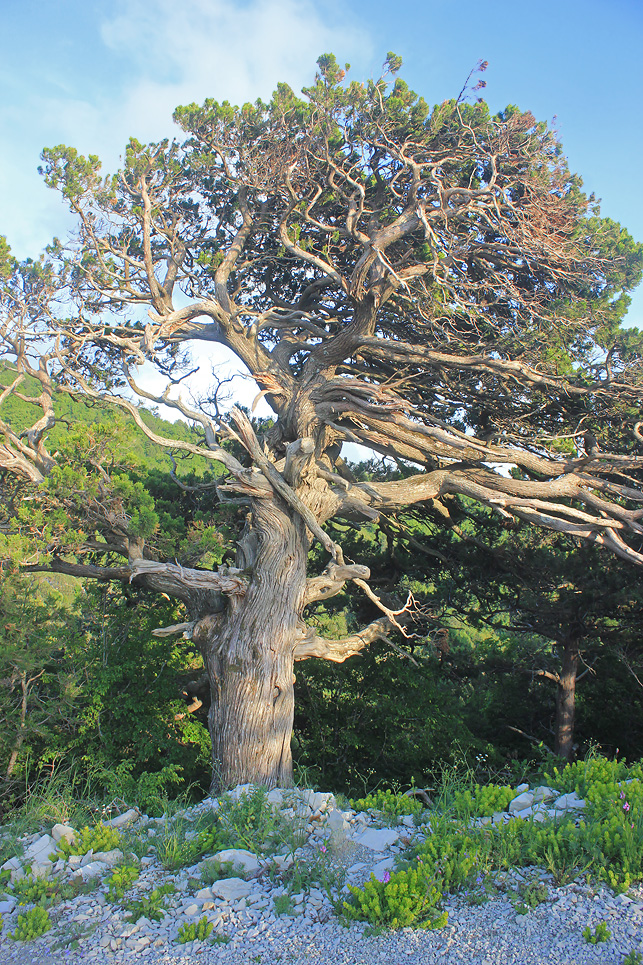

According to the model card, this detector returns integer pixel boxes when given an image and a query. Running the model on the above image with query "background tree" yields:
[2,55,643,790]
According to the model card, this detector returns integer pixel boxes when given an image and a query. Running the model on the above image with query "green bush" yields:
[350,788,424,822]
[450,784,515,818]
[9,906,51,941]
[123,882,175,922]
[342,868,447,930]
[56,821,122,858]
[177,915,214,943]
[583,921,611,944]
[9,874,52,906]
[107,864,140,900]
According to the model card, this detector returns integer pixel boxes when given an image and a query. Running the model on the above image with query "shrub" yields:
[107,864,140,900]
[342,868,447,930]
[177,915,213,943]
[56,821,122,858]
[583,921,611,944]
[9,906,51,941]
[349,789,424,822]
[123,882,175,922]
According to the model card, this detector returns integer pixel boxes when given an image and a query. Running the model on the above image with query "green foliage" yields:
[583,921,611,944]
[350,788,424,822]
[511,879,548,914]
[278,842,346,904]
[56,821,122,858]
[450,784,515,819]
[177,915,214,943]
[623,952,643,965]
[97,761,186,817]
[217,787,304,854]
[123,882,175,922]
[273,892,296,916]
[9,874,52,906]
[342,867,447,930]
[154,810,227,871]
[199,858,236,884]
[106,864,140,901]
[9,905,51,941]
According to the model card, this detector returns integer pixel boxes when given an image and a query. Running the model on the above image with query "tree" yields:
[2,55,643,790]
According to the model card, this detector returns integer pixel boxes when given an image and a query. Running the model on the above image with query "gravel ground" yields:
[1,877,642,965]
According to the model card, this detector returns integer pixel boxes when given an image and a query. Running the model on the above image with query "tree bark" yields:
[196,494,308,791]
[555,637,580,761]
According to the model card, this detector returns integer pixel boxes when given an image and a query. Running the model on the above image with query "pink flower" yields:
[623,802,631,812]
[319,845,327,853]
[381,871,391,884]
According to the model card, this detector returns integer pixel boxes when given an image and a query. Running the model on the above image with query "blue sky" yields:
[2,0,642,327]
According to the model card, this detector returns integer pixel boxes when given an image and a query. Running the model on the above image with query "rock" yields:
[266,788,285,806]
[195,887,214,900]
[51,823,76,845]
[226,783,256,801]
[103,807,141,830]
[76,860,109,881]
[25,833,56,865]
[515,783,530,793]
[553,792,586,810]
[211,848,261,873]
[1,855,23,872]
[532,786,556,804]
[326,809,350,834]
[271,853,294,871]
[93,849,124,868]
[68,854,83,870]
[211,877,252,901]
[352,828,400,852]
[31,859,53,878]
[508,792,534,814]
[80,849,95,866]
[0,898,17,913]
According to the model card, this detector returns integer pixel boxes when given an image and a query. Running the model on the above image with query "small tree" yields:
[2,56,643,789]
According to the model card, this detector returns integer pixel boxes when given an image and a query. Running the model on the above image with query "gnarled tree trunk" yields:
[196,495,308,791]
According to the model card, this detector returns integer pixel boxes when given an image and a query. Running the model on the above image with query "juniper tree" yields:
[2,55,643,789]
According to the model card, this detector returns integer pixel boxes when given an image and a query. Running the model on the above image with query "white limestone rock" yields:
[271,853,294,871]
[326,808,350,834]
[93,849,124,868]
[103,807,140,829]
[75,860,109,881]
[25,833,56,865]
[211,848,261,873]
[225,783,256,801]
[352,827,400,852]
[195,887,214,900]
[51,823,76,845]
[211,877,252,901]
[532,786,556,804]
[508,791,535,814]
[553,792,586,810]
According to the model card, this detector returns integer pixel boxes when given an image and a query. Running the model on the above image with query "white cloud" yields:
[2,0,371,258]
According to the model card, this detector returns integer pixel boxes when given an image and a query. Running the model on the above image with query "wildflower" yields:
[623,802,631,812]
[381,871,391,884]
[319,844,327,854]
[620,792,626,799]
